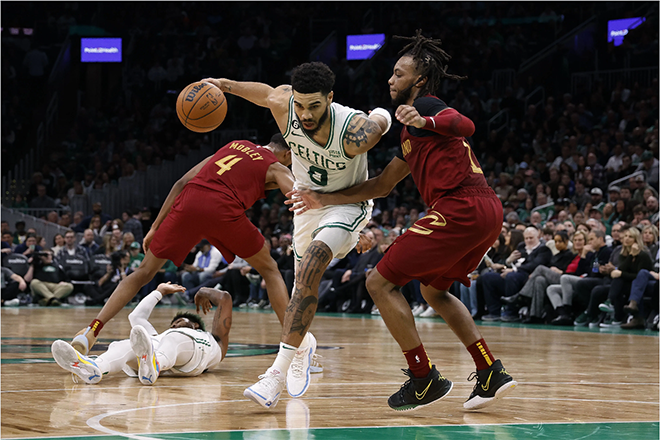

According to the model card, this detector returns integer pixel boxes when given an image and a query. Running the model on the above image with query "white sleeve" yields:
[128,290,162,336]
[203,247,222,275]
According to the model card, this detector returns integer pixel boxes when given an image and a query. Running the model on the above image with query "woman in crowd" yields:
[597,227,653,328]
[51,234,65,255]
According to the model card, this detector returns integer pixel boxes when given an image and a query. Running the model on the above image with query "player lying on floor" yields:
[51,283,230,385]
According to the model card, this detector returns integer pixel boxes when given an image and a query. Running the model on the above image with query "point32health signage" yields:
[346,33,385,61]
[607,17,645,47]
[81,37,122,62]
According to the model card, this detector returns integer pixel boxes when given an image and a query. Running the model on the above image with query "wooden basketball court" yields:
[2,305,658,439]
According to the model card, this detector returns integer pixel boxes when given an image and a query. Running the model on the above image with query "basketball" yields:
[176,81,227,133]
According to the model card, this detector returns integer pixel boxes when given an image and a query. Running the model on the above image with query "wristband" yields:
[151,290,163,301]
[370,107,392,134]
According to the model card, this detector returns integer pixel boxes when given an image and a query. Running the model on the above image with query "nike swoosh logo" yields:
[481,371,493,392]
[290,132,304,137]
[415,380,433,400]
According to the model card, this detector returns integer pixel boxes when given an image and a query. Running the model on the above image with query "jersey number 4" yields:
[215,155,243,176]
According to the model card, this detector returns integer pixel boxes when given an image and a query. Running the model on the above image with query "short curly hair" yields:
[171,312,206,332]
[291,62,335,95]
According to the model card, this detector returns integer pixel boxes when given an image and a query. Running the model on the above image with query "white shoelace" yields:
[289,350,306,377]
[256,370,283,393]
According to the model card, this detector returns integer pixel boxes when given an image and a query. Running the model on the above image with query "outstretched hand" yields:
[285,188,324,215]
[156,282,186,296]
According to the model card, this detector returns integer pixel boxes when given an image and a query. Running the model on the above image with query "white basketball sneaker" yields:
[51,340,102,384]
[286,332,317,397]
[244,367,286,409]
[130,325,160,385]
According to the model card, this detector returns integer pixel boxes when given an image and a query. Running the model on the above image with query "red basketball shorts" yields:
[377,187,502,291]
[149,185,264,266]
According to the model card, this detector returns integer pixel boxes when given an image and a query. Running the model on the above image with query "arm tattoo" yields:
[344,115,379,150]
[286,241,332,336]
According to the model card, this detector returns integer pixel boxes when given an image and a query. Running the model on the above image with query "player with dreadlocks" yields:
[288,30,517,411]
[51,284,232,385]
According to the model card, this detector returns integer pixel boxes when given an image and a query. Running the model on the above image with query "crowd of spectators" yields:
[1,3,658,329]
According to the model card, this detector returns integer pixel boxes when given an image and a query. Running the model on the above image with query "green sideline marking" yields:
[2,422,657,440]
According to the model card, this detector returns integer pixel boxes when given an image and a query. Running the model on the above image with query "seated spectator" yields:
[14,233,43,256]
[597,227,653,328]
[24,250,73,306]
[181,240,222,298]
[13,221,27,245]
[76,202,112,232]
[646,196,659,224]
[79,229,100,257]
[29,184,56,217]
[51,234,65,255]
[1,266,28,306]
[2,232,15,254]
[569,230,616,326]
[621,242,659,329]
[95,234,122,256]
[56,230,88,260]
[501,231,576,323]
[636,150,659,189]
[85,250,131,306]
[122,209,144,244]
[121,232,136,251]
[481,226,552,322]
[101,218,124,239]
[128,241,144,270]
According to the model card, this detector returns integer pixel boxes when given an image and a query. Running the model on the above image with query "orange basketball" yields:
[176,81,227,133]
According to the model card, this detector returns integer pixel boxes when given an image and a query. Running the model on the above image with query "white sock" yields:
[270,342,297,374]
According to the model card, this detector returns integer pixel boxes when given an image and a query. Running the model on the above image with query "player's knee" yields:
[365,271,386,300]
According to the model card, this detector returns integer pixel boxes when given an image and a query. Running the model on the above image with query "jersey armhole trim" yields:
[283,95,294,138]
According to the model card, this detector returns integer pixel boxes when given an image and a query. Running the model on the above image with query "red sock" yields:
[89,319,104,337]
[467,338,494,371]
[403,344,432,378]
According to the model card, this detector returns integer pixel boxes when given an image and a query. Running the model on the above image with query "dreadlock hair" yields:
[171,311,206,332]
[290,62,335,95]
[394,29,466,96]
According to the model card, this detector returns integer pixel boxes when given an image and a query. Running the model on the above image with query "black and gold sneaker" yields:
[464,359,517,410]
[387,365,453,411]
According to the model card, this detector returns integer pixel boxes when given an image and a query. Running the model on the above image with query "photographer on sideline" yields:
[24,250,73,306]
[85,250,132,306]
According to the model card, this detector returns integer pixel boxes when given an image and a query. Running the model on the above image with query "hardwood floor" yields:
[1,306,658,439]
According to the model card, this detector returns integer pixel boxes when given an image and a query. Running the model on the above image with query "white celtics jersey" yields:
[156,327,222,376]
[283,97,370,193]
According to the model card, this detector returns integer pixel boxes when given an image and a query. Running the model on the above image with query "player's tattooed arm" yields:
[284,241,331,337]
[196,288,233,358]
[343,114,384,158]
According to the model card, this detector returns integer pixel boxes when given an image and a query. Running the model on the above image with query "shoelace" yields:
[311,353,322,366]
[467,371,479,393]
[256,371,282,393]
[395,369,415,396]
[290,351,305,377]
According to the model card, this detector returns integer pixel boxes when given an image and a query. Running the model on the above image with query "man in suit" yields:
[480,226,552,321]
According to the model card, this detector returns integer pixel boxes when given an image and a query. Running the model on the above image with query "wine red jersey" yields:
[396,96,488,208]
[189,140,278,210]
